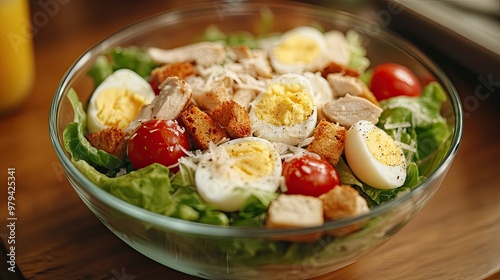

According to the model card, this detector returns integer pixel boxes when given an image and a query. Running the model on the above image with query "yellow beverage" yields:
[0,0,35,114]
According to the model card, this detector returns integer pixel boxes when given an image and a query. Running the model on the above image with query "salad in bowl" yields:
[50,2,462,279]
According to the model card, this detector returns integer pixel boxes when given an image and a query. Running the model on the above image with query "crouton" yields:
[150,62,196,86]
[177,104,227,150]
[85,127,127,160]
[307,119,347,166]
[266,194,324,241]
[210,100,251,139]
[320,185,370,236]
[321,61,360,78]
[360,82,380,106]
[321,185,369,220]
[266,194,324,228]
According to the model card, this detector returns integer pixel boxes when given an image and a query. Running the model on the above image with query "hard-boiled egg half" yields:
[344,120,406,189]
[87,69,155,133]
[249,73,317,146]
[269,26,329,74]
[195,137,282,212]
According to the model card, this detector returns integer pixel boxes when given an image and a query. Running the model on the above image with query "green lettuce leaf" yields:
[87,55,113,87]
[170,164,196,190]
[357,162,425,204]
[229,189,278,226]
[109,46,157,78]
[346,29,370,72]
[378,82,451,175]
[337,157,363,188]
[87,46,157,87]
[72,160,229,225]
[63,89,123,171]
[75,161,173,213]
[201,24,259,49]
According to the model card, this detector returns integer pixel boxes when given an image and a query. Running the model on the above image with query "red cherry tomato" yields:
[370,63,422,101]
[127,119,190,172]
[282,155,340,197]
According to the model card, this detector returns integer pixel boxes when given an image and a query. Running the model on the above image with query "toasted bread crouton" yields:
[320,185,369,221]
[321,61,360,78]
[177,104,227,150]
[360,82,379,106]
[307,119,347,166]
[86,127,127,160]
[320,185,370,236]
[266,194,324,241]
[210,100,251,139]
[150,62,196,86]
[266,194,324,228]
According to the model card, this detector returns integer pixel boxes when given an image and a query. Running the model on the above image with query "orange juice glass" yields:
[0,0,35,114]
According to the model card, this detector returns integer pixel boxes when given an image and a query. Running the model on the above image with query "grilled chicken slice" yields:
[230,45,253,60]
[125,77,192,134]
[247,49,274,78]
[324,30,350,66]
[327,73,364,98]
[230,46,274,79]
[148,42,226,67]
[232,88,258,110]
[194,83,231,113]
[322,94,382,129]
[327,73,379,105]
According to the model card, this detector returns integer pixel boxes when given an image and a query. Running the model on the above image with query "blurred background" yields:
[27,0,500,84]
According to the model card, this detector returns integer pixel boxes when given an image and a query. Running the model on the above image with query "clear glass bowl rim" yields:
[49,2,463,238]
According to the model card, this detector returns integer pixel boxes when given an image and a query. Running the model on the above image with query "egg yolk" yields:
[273,35,320,64]
[253,83,314,126]
[365,127,405,167]
[95,87,147,130]
[225,141,274,181]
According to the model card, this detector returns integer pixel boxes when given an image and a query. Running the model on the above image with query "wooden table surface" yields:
[1,0,499,279]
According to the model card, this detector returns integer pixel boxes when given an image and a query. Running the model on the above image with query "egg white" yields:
[303,71,333,121]
[344,120,406,189]
[269,26,329,74]
[195,137,282,212]
[87,69,155,133]
[249,73,318,146]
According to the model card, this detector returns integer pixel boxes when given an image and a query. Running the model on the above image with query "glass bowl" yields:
[49,2,463,279]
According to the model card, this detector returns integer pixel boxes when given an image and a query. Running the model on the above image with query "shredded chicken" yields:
[148,42,226,67]
[125,77,192,134]
[186,60,270,112]
[324,30,351,66]
[327,73,364,98]
[322,94,383,128]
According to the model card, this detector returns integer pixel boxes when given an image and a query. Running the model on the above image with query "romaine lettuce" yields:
[109,46,157,78]
[356,162,425,204]
[87,46,158,87]
[346,30,370,72]
[63,89,123,171]
[72,159,230,226]
[378,82,451,175]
